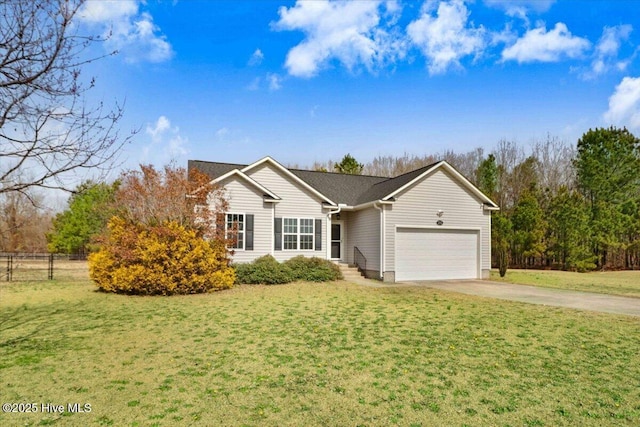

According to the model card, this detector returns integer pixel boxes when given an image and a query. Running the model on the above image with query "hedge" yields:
[234,255,342,284]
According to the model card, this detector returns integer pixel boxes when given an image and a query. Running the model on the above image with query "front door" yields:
[331,221,343,260]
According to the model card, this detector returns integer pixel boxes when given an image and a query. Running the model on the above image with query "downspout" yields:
[271,202,275,256]
[328,204,343,217]
[373,202,384,279]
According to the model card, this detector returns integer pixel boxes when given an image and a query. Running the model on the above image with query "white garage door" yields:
[395,228,479,281]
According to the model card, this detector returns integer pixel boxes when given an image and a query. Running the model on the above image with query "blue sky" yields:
[77,0,640,172]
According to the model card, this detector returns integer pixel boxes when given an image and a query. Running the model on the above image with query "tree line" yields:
[314,128,640,272]
[4,127,639,272]
[481,128,638,272]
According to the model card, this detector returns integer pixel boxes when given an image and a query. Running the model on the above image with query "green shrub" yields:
[234,255,343,284]
[284,256,343,282]
[234,255,293,285]
[88,216,234,295]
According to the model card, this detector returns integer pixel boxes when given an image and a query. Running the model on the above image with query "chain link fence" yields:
[1,253,88,282]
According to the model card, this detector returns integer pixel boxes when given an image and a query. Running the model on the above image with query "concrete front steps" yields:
[334,262,387,287]
[336,262,367,281]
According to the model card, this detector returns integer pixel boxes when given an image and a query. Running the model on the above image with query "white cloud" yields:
[215,127,229,138]
[491,23,518,47]
[244,74,283,91]
[584,25,633,79]
[484,0,555,20]
[501,23,590,63]
[596,25,632,57]
[604,76,640,131]
[146,116,171,141]
[143,116,188,164]
[79,0,139,23]
[167,134,188,159]
[272,0,405,78]
[407,0,486,75]
[78,0,173,63]
[249,49,264,66]
[267,73,283,91]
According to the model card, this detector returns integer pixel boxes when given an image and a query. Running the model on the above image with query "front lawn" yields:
[491,269,640,298]
[1,279,639,426]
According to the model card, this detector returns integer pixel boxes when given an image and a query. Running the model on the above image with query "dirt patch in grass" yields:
[491,269,640,298]
[1,280,639,426]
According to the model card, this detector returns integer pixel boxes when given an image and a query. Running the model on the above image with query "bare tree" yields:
[0,189,52,252]
[364,153,438,177]
[439,147,485,184]
[492,139,525,209]
[508,156,540,207]
[0,0,130,199]
[531,135,576,193]
[310,159,335,173]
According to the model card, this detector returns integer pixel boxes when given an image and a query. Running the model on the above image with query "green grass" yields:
[1,277,639,426]
[491,269,640,298]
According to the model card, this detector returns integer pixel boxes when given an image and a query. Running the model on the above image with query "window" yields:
[282,218,314,251]
[226,213,244,249]
[300,218,314,250]
[283,218,298,250]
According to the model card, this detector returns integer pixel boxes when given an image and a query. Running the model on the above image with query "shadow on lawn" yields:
[0,304,82,367]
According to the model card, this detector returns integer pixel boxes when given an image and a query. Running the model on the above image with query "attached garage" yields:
[395,227,480,281]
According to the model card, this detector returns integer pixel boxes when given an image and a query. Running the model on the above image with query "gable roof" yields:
[380,161,499,209]
[353,162,439,204]
[212,168,281,200]
[241,156,340,205]
[188,158,499,209]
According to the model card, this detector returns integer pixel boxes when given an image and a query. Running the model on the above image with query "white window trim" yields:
[225,212,246,251]
[283,218,298,251]
[282,217,315,251]
[299,218,315,251]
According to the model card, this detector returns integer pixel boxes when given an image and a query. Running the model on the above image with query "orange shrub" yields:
[89,217,234,295]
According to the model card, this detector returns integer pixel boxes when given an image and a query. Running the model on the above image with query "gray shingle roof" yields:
[188,159,443,206]
[289,168,387,205]
[188,160,244,179]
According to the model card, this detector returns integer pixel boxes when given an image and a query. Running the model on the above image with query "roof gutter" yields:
[349,199,394,211]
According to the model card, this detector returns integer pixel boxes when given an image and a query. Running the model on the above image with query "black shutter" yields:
[315,219,322,251]
[245,215,254,250]
[274,217,282,251]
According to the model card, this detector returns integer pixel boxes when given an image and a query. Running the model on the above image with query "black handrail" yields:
[354,247,367,276]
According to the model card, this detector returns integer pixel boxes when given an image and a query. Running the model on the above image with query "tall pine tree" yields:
[574,127,640,268]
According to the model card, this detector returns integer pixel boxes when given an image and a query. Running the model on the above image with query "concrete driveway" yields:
[397,280,640,317]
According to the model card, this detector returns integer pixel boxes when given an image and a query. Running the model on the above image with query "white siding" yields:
[245,163,327,261]
[345,208,380,273]
[218,177,272,263]
[385,169,491,275]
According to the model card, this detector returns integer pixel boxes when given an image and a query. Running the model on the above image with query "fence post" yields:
[7,256,12,282]
[48,254,54,280]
